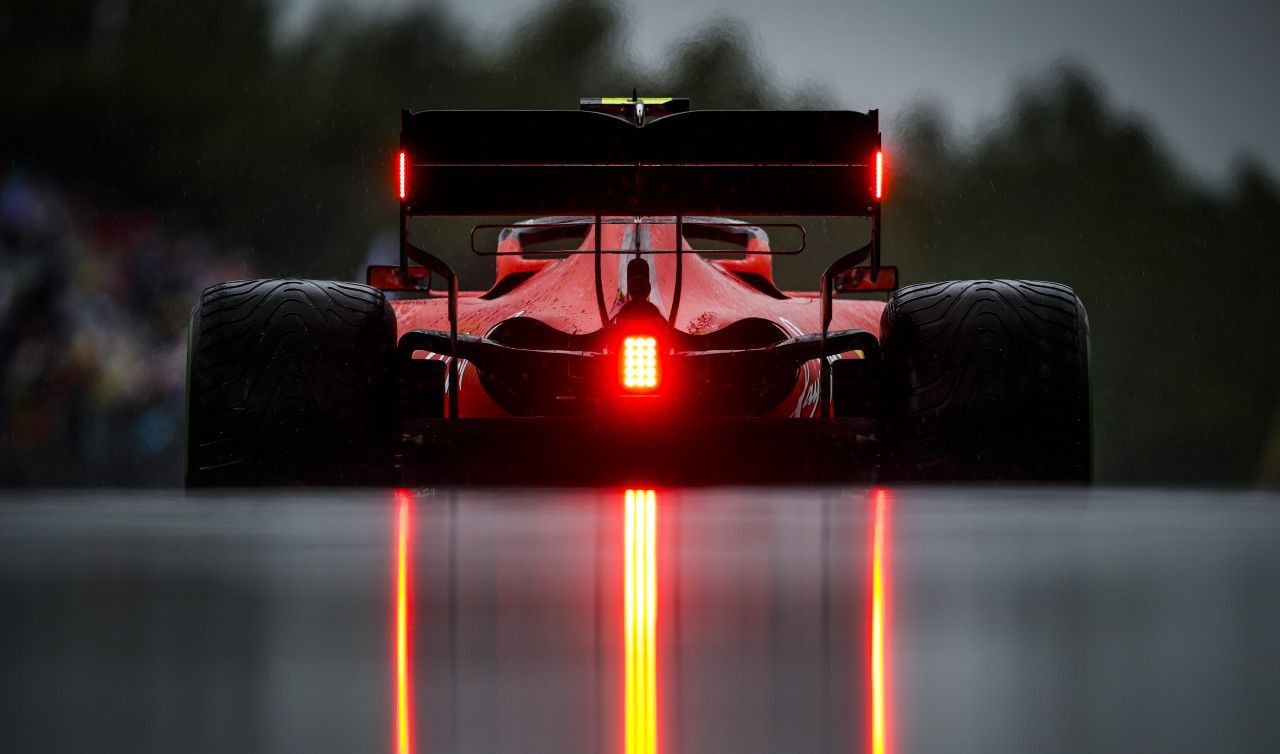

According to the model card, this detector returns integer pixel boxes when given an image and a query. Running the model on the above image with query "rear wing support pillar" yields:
[400,205,460,419]
[818,205,881,416]
[593,216,608,326]
[667,215,685,329]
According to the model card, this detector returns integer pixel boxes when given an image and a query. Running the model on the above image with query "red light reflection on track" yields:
[394,489,414,754]
[624,489,657,754]
[868,488,891,754]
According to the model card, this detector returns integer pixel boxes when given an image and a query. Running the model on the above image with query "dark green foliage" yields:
[888,65,1280,483]
[0,0,813,279]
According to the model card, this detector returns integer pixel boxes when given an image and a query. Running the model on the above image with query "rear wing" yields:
[389,104,888,418]
[398,109,881,217]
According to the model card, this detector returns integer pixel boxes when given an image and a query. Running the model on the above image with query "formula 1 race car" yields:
[185,97,1091,486]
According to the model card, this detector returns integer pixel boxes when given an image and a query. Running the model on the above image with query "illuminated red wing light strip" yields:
[399,150,408,201]
[874,149,883,201]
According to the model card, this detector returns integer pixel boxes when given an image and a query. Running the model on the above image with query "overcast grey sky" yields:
[285,0,1280,183]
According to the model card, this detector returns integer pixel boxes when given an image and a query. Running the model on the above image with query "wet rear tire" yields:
[880,279,1091,481]
[185,279,398,486]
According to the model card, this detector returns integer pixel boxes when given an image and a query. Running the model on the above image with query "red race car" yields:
[185,98,1091,485]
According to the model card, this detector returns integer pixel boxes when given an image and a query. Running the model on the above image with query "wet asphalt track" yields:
[2,487,1279,754]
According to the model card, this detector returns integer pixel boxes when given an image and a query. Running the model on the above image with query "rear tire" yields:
[881,279,1091,481]
[185,279,398,486]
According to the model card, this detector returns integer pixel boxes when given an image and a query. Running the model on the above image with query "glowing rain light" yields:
[622,336,659,390]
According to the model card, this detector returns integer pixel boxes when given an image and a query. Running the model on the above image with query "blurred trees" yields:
[1,1,1277,483]
[0,0,812,279]
[888,65,1280,483]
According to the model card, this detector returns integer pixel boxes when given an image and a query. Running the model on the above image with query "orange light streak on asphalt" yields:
[395,489,414,754]
[869,488,891,754]
[624,489,657,754]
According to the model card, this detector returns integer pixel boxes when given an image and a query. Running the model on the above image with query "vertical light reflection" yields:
[395,489,415,754]
[624,489,658,754]
[869,488,891,754]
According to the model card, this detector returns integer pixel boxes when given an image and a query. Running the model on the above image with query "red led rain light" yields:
[622,336,659,391]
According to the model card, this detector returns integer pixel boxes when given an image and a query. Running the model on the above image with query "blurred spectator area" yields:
[0,172,251,485]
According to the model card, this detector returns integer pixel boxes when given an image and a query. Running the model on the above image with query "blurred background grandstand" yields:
[1,0,1277,485]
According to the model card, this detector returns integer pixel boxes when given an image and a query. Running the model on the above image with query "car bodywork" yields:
[390,217,884,418]
[373,98,897,483]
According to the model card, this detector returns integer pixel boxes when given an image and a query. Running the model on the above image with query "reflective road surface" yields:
[2,487,1279,754]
